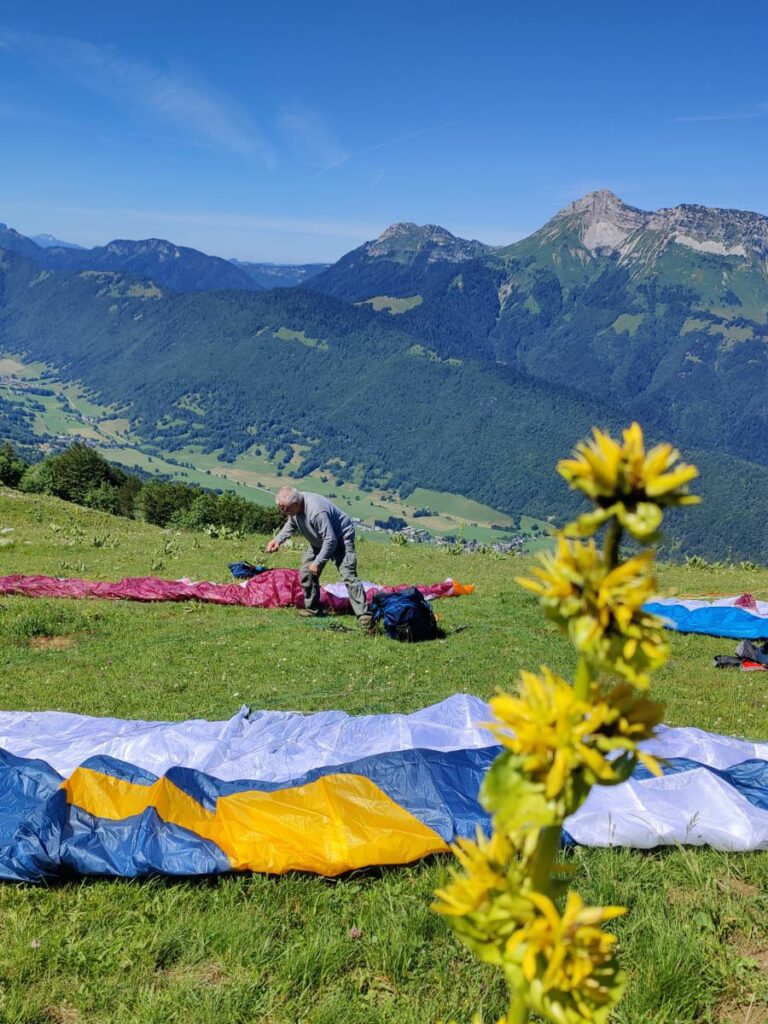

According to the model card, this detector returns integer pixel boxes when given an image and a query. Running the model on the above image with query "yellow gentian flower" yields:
[557,423,699,540]
[488,670,663,808]
[518,540,668,687]
[433,831,534,966]
[504,891,627,1024]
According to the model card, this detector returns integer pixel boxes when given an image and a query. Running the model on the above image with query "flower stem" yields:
[574,656,593,701]
[604,518,622,569]
[530,824,561,893]
[506,994,530,1024]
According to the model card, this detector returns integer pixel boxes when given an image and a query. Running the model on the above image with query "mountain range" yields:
[1,191,766,560]
[311,191,767,466]
[0,223,331,294]
[0,224,262,293]
[229,260,330,289]
[29,233,85,250]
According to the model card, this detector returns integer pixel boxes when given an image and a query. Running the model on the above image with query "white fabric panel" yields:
[0,694,495,781]
[567,769,768,851]
[643,723,768,768]
[323,581,379,598]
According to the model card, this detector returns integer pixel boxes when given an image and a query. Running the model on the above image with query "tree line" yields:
[0,441,283,535]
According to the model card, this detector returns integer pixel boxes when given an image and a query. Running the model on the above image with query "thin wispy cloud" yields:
[278,103,348,168]
[0,27,277,165]
[674,103,768,123]
[308,120,459,178]
[0,98,238,161]
[0,200,383,241]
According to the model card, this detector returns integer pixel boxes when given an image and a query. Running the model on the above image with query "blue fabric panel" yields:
[0,751,230,882]
[0,749,66,881]
[645,602,768,640]
[165,746,500,842]
[61,805,230,878]
[76,755,162,787]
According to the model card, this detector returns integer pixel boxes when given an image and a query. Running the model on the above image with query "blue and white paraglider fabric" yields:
[645,594,768,639]
[1,695,767,882]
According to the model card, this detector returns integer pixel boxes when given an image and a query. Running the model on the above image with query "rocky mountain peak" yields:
[106,238,175,253]
[377,222,417,241]
[367,222,485,263]
[544,191,768,261]
[376,222,458,244]
[30,233,85,250]
[562,189,628,217]
[0,223,35,242]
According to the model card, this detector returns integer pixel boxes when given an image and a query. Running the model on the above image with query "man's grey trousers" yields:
[299,540,368,618]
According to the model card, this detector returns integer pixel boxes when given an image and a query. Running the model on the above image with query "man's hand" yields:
[308,562,320,575]
[266,539,280,553]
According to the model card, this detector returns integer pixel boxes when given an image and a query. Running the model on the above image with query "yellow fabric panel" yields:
[63,768,449,875]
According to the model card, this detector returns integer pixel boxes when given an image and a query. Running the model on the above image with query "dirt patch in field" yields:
[723,877,760,899]
[158,959,230,988]
[715,934,768,1022]
[733,935,768,970]
[715,1002,768,1023]
[665,884,698,907]
[44,1005,83,1024]
[29,635,76,651]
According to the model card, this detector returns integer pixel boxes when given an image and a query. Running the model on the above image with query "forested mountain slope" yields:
[311,191,768,467]
[0,223,262,293]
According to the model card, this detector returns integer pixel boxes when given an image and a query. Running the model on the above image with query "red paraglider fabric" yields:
[0,570,472,613]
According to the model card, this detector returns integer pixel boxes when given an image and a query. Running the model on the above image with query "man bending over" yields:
[266,487,371,627]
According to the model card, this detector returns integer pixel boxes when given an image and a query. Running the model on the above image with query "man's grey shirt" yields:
[274,492,356,567]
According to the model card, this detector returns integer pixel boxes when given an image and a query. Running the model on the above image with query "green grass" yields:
[0,489,767,1023]
[275,327,329,350]
[611,313,644,337]
[360,295,424,314]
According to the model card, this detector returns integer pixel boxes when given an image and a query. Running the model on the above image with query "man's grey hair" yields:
[276,486,302,509]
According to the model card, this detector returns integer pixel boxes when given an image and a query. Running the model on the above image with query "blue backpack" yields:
[228,562,267,579]
[370,587,441,642]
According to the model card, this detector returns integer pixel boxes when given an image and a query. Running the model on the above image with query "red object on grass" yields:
[0,570,470,614]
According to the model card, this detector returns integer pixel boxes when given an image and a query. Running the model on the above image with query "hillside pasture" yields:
[0,490,767,1023]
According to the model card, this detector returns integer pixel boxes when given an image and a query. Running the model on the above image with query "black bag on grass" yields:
[370,587,441,642]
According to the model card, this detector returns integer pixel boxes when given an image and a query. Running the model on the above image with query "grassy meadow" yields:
[0,487,767,1023]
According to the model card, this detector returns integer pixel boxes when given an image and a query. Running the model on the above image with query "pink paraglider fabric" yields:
[0,571,470,614]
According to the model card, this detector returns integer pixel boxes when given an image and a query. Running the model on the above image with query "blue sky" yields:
[0,0,765,262]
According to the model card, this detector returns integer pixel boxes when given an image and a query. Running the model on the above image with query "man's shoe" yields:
[357,613,373,630]
[297,608,325,618]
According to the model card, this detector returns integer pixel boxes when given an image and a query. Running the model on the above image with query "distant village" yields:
[359,517,526,554]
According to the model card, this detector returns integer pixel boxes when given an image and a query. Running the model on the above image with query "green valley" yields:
[0,355,554,548]
[2,189,767,562]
